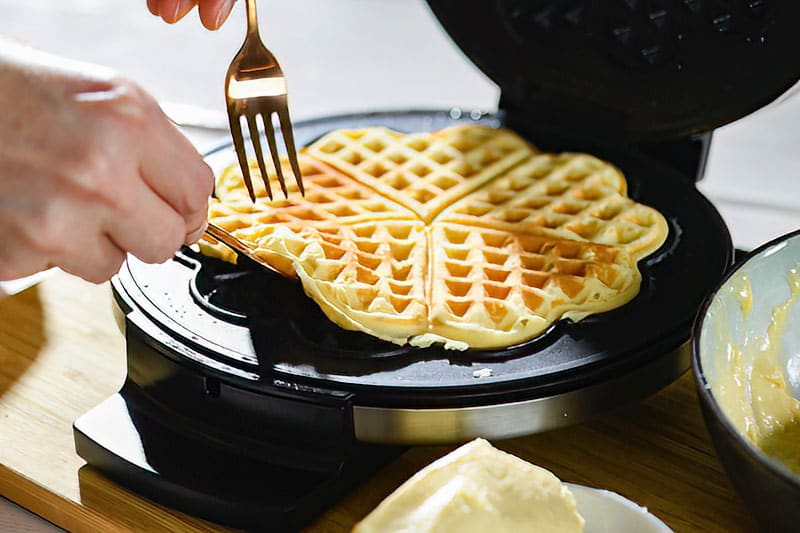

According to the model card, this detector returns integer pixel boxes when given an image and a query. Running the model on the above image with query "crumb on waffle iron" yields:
[201,125,669,350]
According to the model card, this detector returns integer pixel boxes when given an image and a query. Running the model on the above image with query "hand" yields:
[147,0,237,30]
[0,41,214,283]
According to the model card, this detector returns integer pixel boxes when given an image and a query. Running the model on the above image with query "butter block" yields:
[353,438,585,533]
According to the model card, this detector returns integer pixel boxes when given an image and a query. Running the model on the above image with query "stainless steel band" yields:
[353,341,690,444]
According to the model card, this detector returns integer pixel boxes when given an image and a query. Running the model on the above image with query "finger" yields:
[185,218,208,245]
[176,0,198,21]
[156,0,178,22]
[0,247,50,282]
[183,195,210,244]
[160,0,196,23]
[138,112,214,225]
[147,0,160,16]
[59,232,126,284]
[104,171,187,264]
[198,0,235,30]
[139,144,213,238]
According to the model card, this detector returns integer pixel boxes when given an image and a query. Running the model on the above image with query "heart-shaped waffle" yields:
[202,125,668,349]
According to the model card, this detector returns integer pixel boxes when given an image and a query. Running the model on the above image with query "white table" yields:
[0,0,797,529]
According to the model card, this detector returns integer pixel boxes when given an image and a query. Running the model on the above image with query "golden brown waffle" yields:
[305,126,534,223]
[202,125,669,349]
[205,155,418,273]
[281,221,429,342]
[428,223,641,348]
[439,152,668,258]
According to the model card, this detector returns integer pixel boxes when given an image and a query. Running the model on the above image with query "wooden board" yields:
[0,272,758,532]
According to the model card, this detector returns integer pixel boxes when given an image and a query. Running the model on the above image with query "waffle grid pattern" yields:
[210,156,417,233]
[203,125,668,349]
[428,223,638,346]
[306,126,534,223]
[441,152,665,257]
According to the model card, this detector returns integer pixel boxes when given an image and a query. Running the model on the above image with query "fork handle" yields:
[245,0,260,39]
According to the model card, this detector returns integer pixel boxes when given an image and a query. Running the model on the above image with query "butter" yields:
[353,439,585,533]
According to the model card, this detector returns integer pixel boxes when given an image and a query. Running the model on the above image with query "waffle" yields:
[202,125,668,349]
[439,153,668,258]
[204,155,418,274]
[305,126,534,223]
[428,223,641,348]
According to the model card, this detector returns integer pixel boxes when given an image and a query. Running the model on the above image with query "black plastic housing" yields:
[108,111,732,412]
[426,0,800,140]
[73,109,731,529]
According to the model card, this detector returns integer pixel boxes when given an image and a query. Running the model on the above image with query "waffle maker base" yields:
[74,109,732,531]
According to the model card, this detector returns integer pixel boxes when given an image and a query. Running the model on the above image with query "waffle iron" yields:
[74,1,800,530]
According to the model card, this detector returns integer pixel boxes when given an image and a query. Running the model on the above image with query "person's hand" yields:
[147,0,237,30]
[0,41,214,283]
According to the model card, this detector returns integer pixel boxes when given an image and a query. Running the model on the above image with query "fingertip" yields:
[183,156,215,213]
[183,193,211,244]
[147,0,160,16]
[160,0,194,23]
[185,219,209,245]
[105,249,127,281]
[144,219,184,264]
[157,0,177,22]
[200,160,216,197]
[200,0,235,30]
[177,0,198,22]
[198,9,217,30]
[216,0,236,30]
[167,219,188,259]
[181,199,208,239]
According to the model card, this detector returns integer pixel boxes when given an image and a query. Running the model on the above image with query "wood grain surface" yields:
[0,271,758,532]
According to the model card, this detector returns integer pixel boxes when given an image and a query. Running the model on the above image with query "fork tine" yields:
[228,113,256,202]
[246,114,273,200]
[277,107,305,196]
[263,113,288,198]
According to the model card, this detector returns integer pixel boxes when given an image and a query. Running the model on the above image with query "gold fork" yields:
[225,0,304,202]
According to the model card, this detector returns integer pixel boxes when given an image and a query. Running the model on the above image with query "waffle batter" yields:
[710,267,800,473]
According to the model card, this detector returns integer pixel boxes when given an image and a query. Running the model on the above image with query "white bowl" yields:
[567,484,671,533]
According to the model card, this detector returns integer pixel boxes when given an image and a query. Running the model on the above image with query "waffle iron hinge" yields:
[499,88,713,183]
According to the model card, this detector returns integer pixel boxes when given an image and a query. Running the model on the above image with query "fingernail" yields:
[185,220,208,245]
[214,0,235,30]
[166,0,193,23]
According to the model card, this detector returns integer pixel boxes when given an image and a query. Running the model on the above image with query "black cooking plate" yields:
[117,110,731,408]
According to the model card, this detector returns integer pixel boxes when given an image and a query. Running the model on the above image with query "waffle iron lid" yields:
[425,0,800,140]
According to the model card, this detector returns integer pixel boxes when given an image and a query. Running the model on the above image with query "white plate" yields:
[567,484,672,533]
